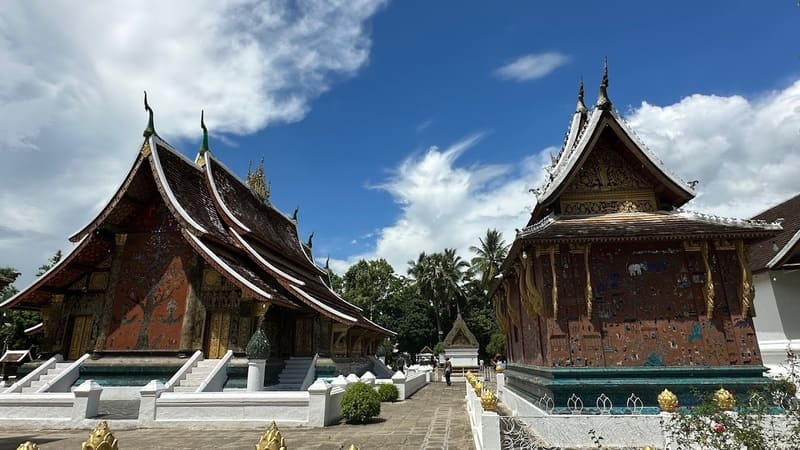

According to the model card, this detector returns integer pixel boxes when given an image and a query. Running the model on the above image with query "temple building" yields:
[748,193,800,375]
[1,99,393,364]
[491,62,782,406]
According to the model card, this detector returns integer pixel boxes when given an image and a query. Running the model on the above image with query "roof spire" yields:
[246,156,270,202]
[200,110,209,154]
[292,207,299,221]
[306,232,314,249]
[576,76,587,113]
[325,256,330,270]
[596,57,611,110]
[143,91,156,138]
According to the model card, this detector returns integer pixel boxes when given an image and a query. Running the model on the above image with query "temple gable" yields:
[560,131,658,215]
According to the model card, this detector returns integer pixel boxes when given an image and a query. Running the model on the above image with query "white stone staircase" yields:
[20,362,73,393]
[268,357,314,391]
[172,359,220,392]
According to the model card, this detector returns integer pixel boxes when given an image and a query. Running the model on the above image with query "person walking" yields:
[444,357,452,386]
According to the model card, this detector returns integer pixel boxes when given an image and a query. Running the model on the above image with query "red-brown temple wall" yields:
[526,241,761,368]
[103,230,193,351]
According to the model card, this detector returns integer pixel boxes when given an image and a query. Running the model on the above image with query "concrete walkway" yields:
[0,383,474,450]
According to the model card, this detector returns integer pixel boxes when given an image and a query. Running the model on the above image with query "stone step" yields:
[197,359,219,368]
[183,374,210,383]
[55,363,73,369]
[172,386,198,392]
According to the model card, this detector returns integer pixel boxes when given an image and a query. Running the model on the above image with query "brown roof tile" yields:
[748,193,800,271]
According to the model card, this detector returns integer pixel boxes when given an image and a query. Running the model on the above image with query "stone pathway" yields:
[0,383,474,450]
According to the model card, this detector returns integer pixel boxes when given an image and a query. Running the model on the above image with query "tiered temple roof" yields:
[496,60,781,281]
[748,193,800,272]
[2,100,392,337]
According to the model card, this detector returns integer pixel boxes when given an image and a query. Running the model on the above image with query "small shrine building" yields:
[1,100,393,363]
[490,62,782,405]
[441,313,479,369]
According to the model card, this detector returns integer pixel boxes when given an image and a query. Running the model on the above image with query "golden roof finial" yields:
[246,156,271,202]
[255,421,287,450]
[81,420,119,450]
[596,57,611,110]
[143,91,156,138]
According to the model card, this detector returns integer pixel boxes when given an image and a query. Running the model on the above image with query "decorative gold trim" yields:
[658,389,679,413]
[736,240,754,317]
[518,255,544,317]
[584,244,592,319]
[504,279,521,326]
[549,246,558,319]
[140,140,151,156]
[700,241,715,319]
[714,239,736,251]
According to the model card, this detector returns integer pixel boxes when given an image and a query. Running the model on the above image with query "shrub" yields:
[378,383,399,402]
[341,382,381,424]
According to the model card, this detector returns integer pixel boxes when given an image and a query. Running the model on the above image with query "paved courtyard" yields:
[0,383,474,450]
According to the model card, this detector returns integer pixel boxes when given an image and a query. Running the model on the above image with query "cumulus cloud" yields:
[330,134,549,274]
[627,81,800,218]
[337,80,800,275]
[0,0,386,285]
[494,52,569,82]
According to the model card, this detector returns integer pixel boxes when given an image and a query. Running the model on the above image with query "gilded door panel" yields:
[68,315,93,361]
[204,311,230,358]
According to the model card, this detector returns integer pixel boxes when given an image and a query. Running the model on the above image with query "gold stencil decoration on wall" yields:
[736,240,754,316]
[549,246,559,319]
[700,241,715,319]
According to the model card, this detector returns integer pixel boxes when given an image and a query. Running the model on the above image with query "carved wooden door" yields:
[293,317,313,356]
[204,311,230,359]
[68,315,93,361]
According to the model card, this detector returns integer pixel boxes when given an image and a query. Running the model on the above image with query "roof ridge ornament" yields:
[200,110,209,154]
[143,91,157,138]
[292,207,299,221]
[576,76,587,113]
[307,232,314,249]
[246,156,271,203]
[596,57,611,110]
[196,110,209,167]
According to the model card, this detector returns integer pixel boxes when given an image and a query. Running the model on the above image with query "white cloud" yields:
[335,134,549,274]
[627,81,800,218]
[494,52,569,82]
[339,80,800,275]
[0,0,386,286]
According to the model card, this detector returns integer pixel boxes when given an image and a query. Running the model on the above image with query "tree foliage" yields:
[1,267,41,353]
[469,228,510,289]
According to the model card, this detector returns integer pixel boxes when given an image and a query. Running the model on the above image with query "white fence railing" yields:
[165,350,203,392]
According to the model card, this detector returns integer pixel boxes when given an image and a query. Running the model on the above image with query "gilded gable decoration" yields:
[736,240,754,316]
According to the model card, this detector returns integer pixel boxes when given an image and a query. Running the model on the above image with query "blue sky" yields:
[1,1,799,285]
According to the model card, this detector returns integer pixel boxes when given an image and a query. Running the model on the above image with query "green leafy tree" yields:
[1,267,41,352]
[36,250,62,276]
[341,259,395,321]
[469,229,510,289]
[377,276,437,354]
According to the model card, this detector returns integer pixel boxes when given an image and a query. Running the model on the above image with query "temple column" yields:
[93,233,127,353]
[179,255,203,350]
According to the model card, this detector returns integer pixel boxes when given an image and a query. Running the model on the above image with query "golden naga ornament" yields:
[81,421,118,450]
[16,442,39,450]
[256,421,287,450]
[713,388,736,411]
[657,389,679,413]
[481,390,498,411]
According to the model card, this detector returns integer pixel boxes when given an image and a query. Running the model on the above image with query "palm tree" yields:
[469,229,510,289]
[408,249,469,342]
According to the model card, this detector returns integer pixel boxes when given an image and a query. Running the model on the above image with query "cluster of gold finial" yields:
[81,420,119,450]
[16,442,39,450]
[481,389,498,411]
[495,364,504,373]
[658,389,679,413]
[713,388,736,411]
[256,421,287,450]
[473,381,484,396]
